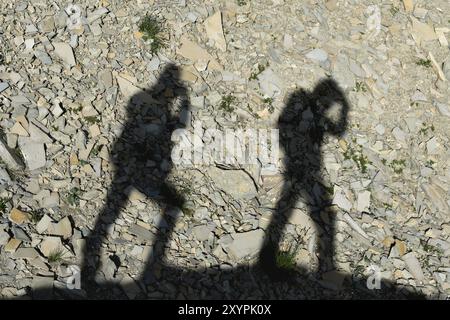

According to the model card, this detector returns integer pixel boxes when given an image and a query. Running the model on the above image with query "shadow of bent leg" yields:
[258,181,298,281]
[140,182,185,285]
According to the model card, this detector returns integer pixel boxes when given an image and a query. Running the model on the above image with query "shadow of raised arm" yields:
[312,78,349,137]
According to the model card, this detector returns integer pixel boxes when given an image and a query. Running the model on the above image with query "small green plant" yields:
[263,97,275,113]
[66,187,81,206]
[389,159,406,174]
[419,122,435,135]
[30,209,44,224]
[237,0,246,6]
[219,95,236,113]
[416,59,432,68]
[420,239,443,256]
[249,62,269,80]
[139,15,166,54]
[90,146,100,157]
[390,5,399,15]
[383,202,393,210]
[353,264,366,277]
[0,198,8,215]
[276,245,298,271]
[84,116,100,124]
[246,104,261,119]
[48,248,65,263]
[343,144,371,174]
[425,159,435,168]
[354,81,367,92]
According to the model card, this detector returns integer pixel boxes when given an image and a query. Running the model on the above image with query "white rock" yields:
[402,252,425,282]
[36,214,53,234]
[305,48,328,62]
[10,122,28,136]
[40,236,67,258]
[0,231,10,246]
[177,36,223,71]
[148,56,160,71]
[28,122,52,143]
[411,17,438,43]
[0,168,11,185]
[283,34,293,49]
[426,137,439,154]
[47,217,72,239]
[333,189,352,211]
[53,42,76,66]
[24,38,34,50]
[116,75,141,100]
[411,90,427,102]
[0,137,24,170]
[34,50,52,65]
[18,137,46,170]
[392,127,407,143]
[421,183,449,213]
[257,68,284,98]
[204,11,227,52]
[434,102,450,117]
[356,190,371,212]
[0,82,9,93]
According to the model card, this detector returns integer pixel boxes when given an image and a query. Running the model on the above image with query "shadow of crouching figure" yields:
[259,78,349,280]
[81,64,189,293]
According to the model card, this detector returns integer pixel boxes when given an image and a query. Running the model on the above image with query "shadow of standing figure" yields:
[81,64,189,292]
[259,78,349,280]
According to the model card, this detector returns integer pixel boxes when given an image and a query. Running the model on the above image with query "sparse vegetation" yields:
[263,97,275,113]
[48,248,65,263]
[237,0,247,6]
[30,209,44,224]
[276,244,298,271]
[0,198,8,216]
[419,122,435,135]
[66,187,81,206]
[390,5,399,15]
[416,59,432,68]
[354,81,367,92]
[246,104,261,119]
[389,159,406,174]
[425,159,435,168]
[84,116,100,124]
[343,144,371,174]
[139,14,166,54]
[79,160,89,166]
[420,239,443,256]
[249,62,269,81]
[219,95,236,113]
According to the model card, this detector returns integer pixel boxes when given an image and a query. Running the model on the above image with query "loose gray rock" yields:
[227,229,265,260]
[208,167,257,200]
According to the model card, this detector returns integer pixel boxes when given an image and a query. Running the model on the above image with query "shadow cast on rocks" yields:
[24,69,430,300]
[30,263,429,300]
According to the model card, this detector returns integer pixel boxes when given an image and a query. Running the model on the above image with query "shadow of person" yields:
[81,63,189,293]
[31,76,428,300]
[259,78,349,280]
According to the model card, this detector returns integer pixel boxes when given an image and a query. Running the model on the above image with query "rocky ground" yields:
[0,0,450,299]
